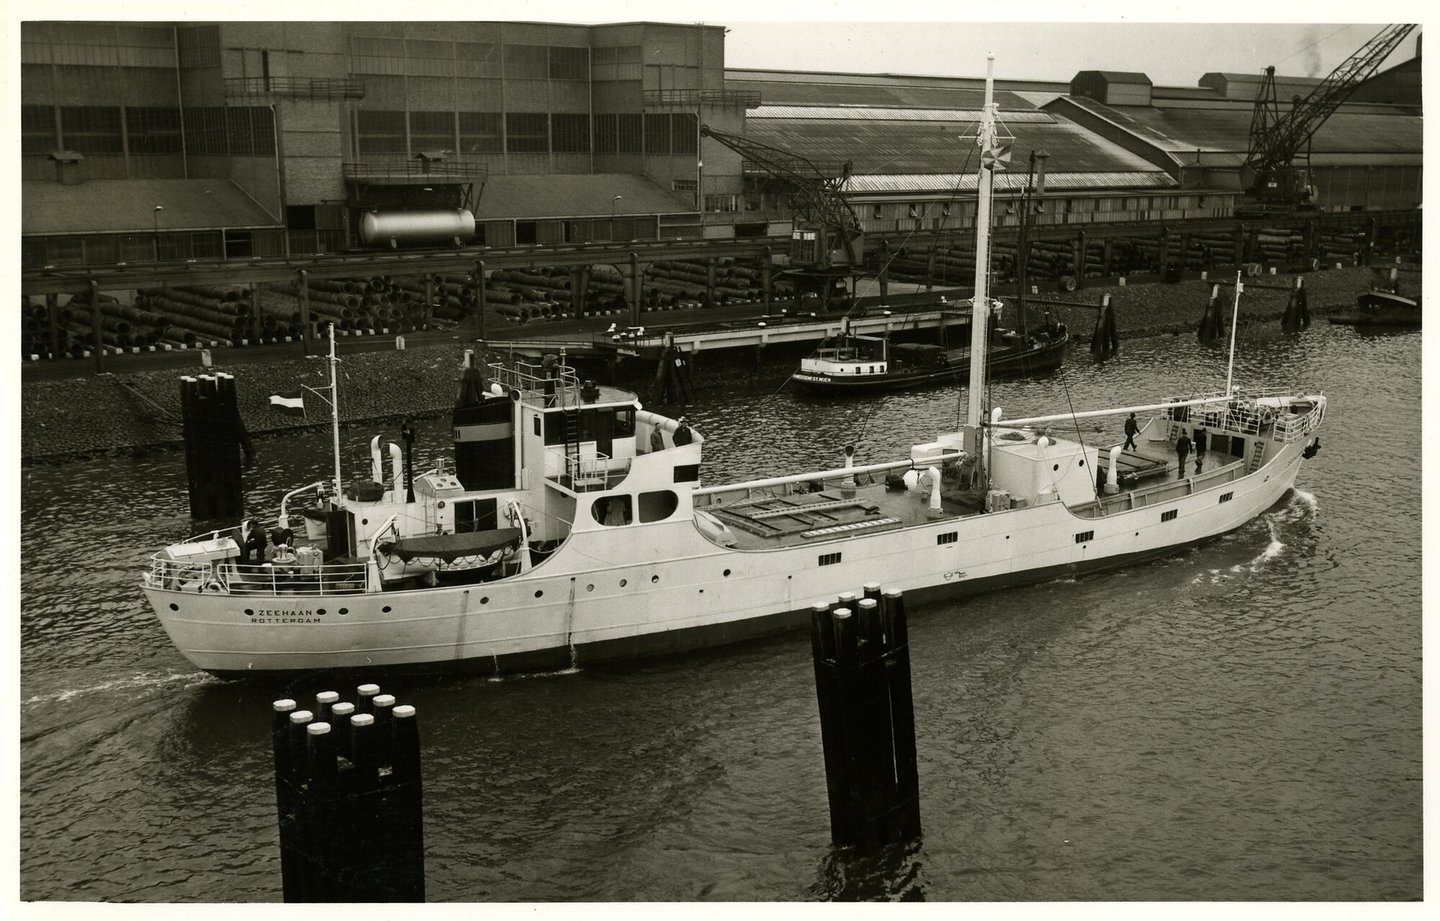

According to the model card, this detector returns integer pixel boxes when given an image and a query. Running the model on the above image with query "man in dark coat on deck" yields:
[1176,432,1192,478]
[1123,413,1139,451]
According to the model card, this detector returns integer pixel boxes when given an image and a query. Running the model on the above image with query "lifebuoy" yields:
[205,580,224,593]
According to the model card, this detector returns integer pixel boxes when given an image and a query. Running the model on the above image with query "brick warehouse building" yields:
[20,21,1421,271]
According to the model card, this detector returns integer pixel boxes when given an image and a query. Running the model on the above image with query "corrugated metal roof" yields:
[22,178,279,235]
[476,173,690,220]
[750,105,1055,123]
[742,113,1164,178]
[725,72,1043,111]
[840,171,1177,195]
[1056,95,1423,156]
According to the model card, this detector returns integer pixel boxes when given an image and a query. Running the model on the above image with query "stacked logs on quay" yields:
[20,258,796,360]
[19,267,1396,464]
[272,685,424,902]
[878,227,1395,292]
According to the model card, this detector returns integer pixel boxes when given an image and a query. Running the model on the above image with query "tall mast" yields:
[1225,271,1243,395]
[967,55,998,430]
[329,322,342,492]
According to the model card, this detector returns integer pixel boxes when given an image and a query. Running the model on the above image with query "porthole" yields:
[1078,459,1086,467]
[534,590,544,599]
[317,608,327,616]
[619,579,628,587]
[1053,463,1060,471]
[362,519,368,526]
[480,596,490,604]
[171,603,181,612]
[382,605,392,613]
[586,584,595,592]
[723,569,731,577]
[651,575,660,584]
[339,608,348,616]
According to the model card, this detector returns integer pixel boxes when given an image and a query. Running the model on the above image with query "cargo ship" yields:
[141,58,1325,679]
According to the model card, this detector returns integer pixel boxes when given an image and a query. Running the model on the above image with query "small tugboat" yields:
[141,57,1325,680]
[789,305,1067,394]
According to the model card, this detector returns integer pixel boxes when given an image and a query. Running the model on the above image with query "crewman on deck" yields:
[1176,432,1193,478]
[673,417,693,446]
[1123,413,1139,451]
[1194,427,1207,460]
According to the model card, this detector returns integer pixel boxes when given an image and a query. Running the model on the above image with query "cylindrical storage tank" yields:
[361,210,476,247]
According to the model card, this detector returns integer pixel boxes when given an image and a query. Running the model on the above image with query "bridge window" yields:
[638,490,678,523]
[592,495,632,527]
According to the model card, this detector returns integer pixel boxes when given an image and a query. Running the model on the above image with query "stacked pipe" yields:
[138,287,242,346]
[272,685,425,902]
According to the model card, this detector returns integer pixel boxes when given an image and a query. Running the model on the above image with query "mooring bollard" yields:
[270,685,425,902]
[178,371,252,521]
[810,586,921,851]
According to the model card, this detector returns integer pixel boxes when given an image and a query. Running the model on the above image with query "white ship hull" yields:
[144,428,1313,679]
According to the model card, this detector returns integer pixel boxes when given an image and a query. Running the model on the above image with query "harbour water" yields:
[18,321,1422,902]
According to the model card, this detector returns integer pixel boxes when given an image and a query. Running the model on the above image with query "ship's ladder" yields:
[1247,441,1268,473]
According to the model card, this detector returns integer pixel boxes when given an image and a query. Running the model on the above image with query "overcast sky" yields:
[720,21,1420,86]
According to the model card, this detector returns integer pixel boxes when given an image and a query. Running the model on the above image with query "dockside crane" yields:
[1239,23,1416,218]
[698,124,866,310]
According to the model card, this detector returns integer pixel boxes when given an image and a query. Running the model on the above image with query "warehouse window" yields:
[409,111,455,152]
[61,106,122,154]
[459,112,502,154]
[351,35,405,75]
[182,107,225,155]
[617,114,643,154]
[127,107,182,154]
[593,114,617,153]
[455,42,501,78]
[226,107,276,157]
[551,113,590,153]
[176,25,220,68]
[505,113,548,153]
[504,44,548,79]
[357,109,407,155]
[406,39,453,77]
[591,45,641,81]
[22,105,54,155]
[672,113,698,155]
[549,46,587,81]
[644,114,671,155]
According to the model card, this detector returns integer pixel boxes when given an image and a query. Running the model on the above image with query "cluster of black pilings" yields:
[810,585,922,852]
[271,684,425,902]
[179,372,251,521]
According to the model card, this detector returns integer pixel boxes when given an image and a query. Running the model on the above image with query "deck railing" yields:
[147,555,369,596]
